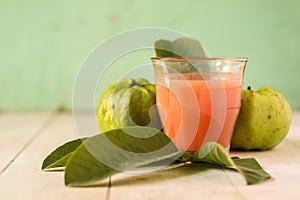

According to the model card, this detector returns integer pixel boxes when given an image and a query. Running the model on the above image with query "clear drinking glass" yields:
[151,58,247,152]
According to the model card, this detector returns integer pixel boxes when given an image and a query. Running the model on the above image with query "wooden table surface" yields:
[0,111,299,200]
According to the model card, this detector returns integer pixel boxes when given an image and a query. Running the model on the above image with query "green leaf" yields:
[191,142,271,185]
[41,138,87,170]
[233,157,271,185]
[155,37,209,58]
[154,39,178,58]
[43,134,270,186]
[65,126,181,187]
[191,142,236,169]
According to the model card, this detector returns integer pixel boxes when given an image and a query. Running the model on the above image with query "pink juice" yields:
[156,73,242,152]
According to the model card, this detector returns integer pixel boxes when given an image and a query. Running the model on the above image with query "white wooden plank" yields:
[0,112,52,172]
[0,113,108,200]
[0,111,299,200]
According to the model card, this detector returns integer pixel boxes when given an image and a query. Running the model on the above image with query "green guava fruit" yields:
[97,78,161,132]
[230,86,292,150]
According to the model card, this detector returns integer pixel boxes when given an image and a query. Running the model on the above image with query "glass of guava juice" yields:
[151,58,247,152]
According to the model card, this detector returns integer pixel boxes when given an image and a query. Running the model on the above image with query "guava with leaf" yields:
[97,78,161,132]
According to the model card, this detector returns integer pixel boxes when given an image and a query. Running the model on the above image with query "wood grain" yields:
[0,112,108,200]
[0,112,53,173]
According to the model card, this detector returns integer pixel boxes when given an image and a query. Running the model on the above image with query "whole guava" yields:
[97,78,162,132]
[230,86,292,150]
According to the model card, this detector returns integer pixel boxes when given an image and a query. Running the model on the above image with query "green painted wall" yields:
[1,0,299,110]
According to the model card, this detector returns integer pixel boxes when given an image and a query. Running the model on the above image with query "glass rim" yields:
[151,57,248,62]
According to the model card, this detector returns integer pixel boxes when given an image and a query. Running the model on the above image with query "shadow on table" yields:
[110,162,222,187]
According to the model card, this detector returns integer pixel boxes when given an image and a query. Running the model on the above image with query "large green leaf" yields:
[42,132,271,186]
[155,37,209,58]
[42,138,87,170]
[65,126,181,187]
